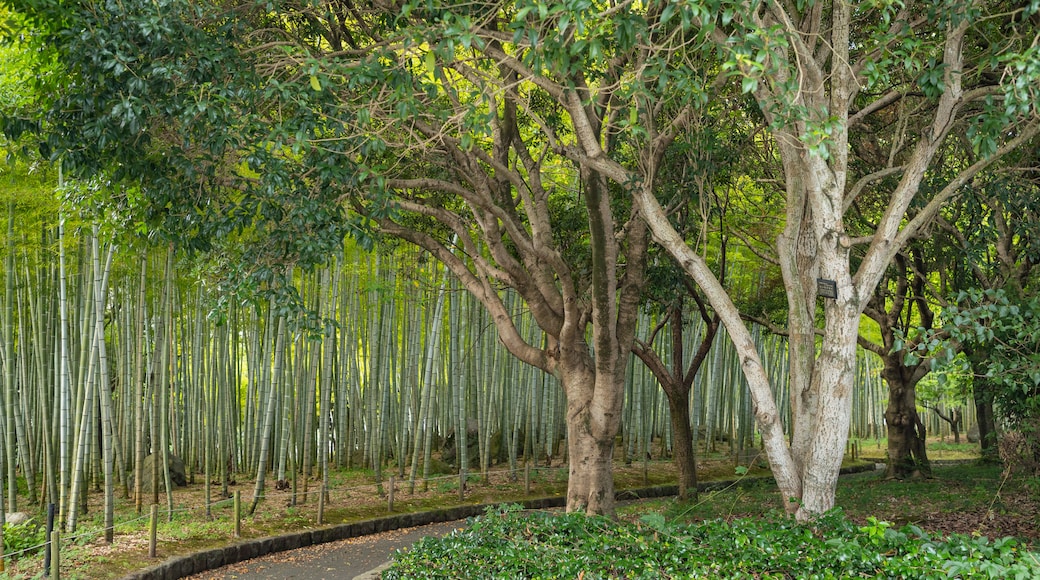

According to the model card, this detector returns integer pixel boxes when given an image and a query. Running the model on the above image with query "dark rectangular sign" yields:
[817,278,837,299]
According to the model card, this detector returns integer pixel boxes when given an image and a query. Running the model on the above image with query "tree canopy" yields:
[5,0,1039,519]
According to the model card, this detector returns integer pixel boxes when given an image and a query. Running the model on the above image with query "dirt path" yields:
[183,519,467,580]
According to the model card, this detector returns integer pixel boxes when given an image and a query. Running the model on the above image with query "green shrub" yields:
[2,519,46,558]
[383,504,1040,579]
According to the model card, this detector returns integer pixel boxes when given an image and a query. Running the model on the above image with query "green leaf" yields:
[309,75,321,92]
[639,512,667,532]
[741,76,758,94]
[424,50,436,77]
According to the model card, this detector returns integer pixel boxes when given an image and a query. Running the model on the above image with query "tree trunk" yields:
[796,291,861,516]
[4,202,19,512]
[410,266,447,492]
[666,392,696,499]
[133,255,147,513]
[882,357,930,479]
[551,169,642,516]
[633,179,858,519]
[560,365,619,515]
[633,300,718,501]
[973,379,999,461]
[963,346,999,461]
[57,203,73,525]
[90,231,116,542]
[160,249,176,521]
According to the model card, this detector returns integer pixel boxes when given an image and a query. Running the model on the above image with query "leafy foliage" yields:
[384,504,1040,579]
[925,288,1040,487]
[931,289,1040,426]
[7,0,1040,519]
[916,352,972,415]
[4,0,356,319]
[2,519,45,557]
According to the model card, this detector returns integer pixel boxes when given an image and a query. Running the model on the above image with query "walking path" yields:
[183,519,466,580]
[126,464,878,580]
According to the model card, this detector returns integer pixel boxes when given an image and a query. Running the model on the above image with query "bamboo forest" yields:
[0,0,1039,578]
[0,180,895,530]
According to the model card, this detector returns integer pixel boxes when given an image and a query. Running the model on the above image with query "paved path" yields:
[183,519,467,580]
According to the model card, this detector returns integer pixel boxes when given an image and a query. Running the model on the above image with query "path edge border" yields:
[121,462,876,580]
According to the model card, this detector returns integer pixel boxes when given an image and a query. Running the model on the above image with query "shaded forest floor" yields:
[625,462,1039,548]
[2,440,1036,579]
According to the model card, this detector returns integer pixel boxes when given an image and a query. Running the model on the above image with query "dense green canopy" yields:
[4,0,1039,519]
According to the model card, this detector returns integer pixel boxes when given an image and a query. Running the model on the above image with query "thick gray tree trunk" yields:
[882,354,931,479]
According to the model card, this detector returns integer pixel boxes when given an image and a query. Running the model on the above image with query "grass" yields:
[617,462,1038,550]
[1,439,1033,579]
[853,436,980,461]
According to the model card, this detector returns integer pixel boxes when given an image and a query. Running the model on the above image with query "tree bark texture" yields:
[882,355,931,479]
[560,364,618,514]
[666,392,697,499]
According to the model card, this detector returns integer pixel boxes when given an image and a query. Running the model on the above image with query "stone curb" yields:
[119,496,565,580]
[120,462,877,580]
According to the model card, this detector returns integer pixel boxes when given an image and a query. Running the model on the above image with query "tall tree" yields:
[936,167,1040,458]
[614,0,1040,518]
[9,0,1039,520]
[632,277,719,500]
[7,0,652,515]
[861,248,937,480]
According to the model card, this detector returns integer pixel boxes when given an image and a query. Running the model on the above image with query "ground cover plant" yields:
[1,449,1036,578]
[384,503,1040,579]
[0,458,726,579]
[647,462,1039,543]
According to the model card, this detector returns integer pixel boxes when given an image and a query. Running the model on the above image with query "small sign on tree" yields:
[817,278,838,299]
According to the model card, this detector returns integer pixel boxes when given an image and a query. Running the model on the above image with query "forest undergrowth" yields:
[0,443,1035,579]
